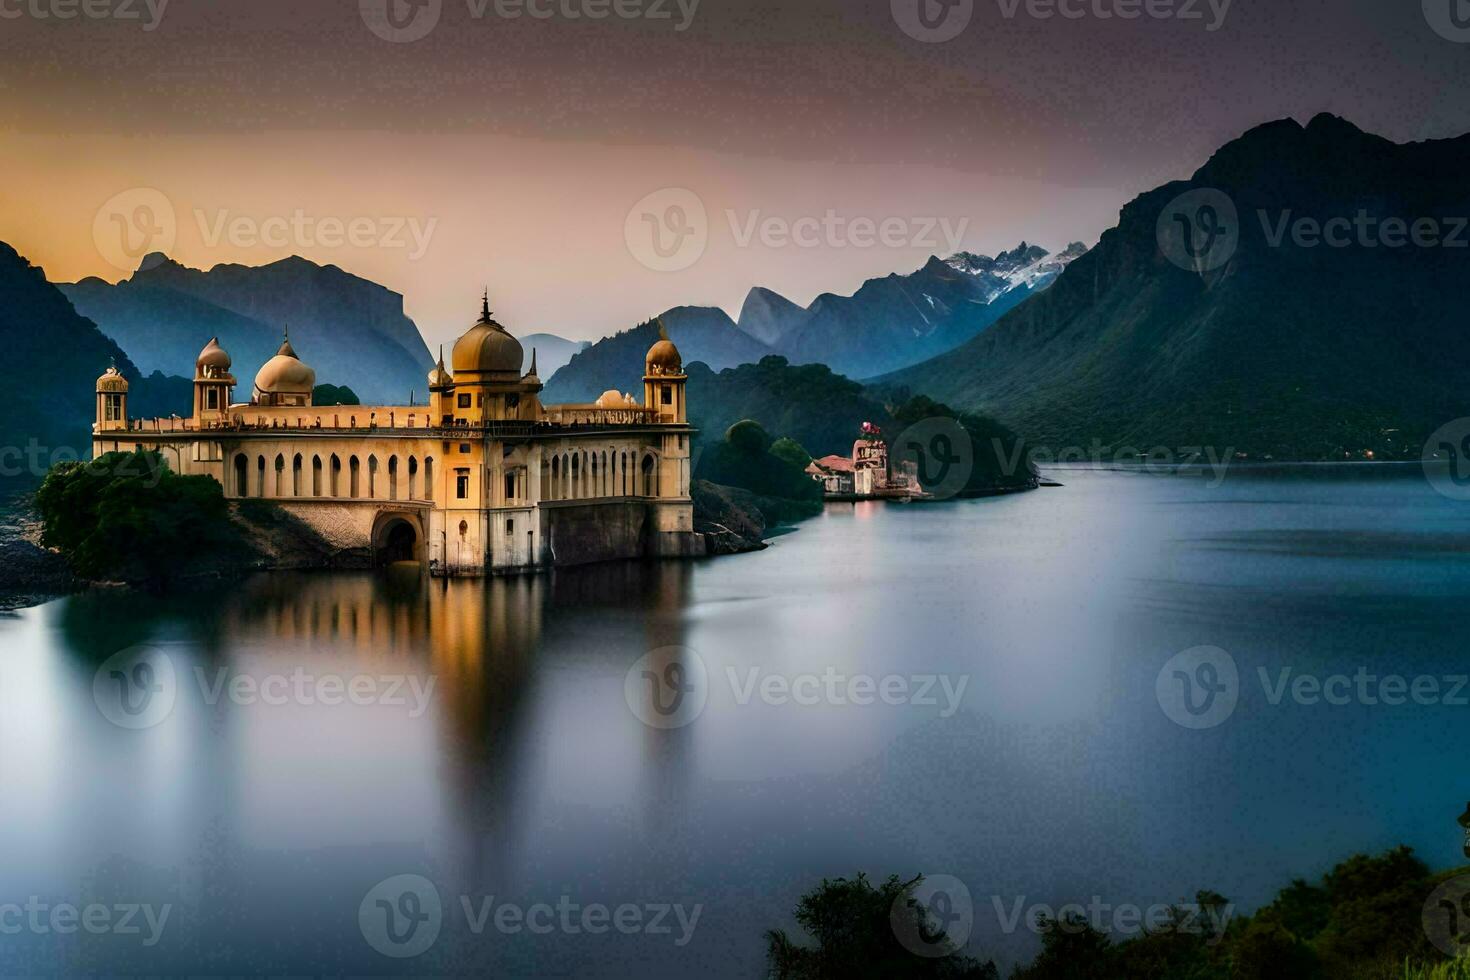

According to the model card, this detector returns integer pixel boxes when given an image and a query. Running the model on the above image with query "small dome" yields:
[96,364,129,393]
[452,293,523,376]
[645,319,682,374]
[595,389,630,408]
[254,337,316,394]
[196,337,231,375]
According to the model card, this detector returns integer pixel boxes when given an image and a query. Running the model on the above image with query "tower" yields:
[642,318,687,424]
[192,337,236,422]
[94,361,129,432]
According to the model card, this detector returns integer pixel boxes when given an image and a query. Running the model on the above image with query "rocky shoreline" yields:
[0,498,77,611]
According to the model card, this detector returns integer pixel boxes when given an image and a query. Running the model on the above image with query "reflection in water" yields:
[6,467,1470,976]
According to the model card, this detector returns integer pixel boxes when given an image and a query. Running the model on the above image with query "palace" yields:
[90,297,701,575]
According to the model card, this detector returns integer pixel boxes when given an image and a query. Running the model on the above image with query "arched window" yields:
[312,455,323,497]
[330,454,342,497]
[367,455,378,498]
[292,454,303,496]
[350,456,361,498]
[233,454,248,497]
[571,453,580,500]
[600,451,609,496]
[424,457,434,500]
[275,454,285,496]
[551,456,561,500]
[621,452,629,496]
[256,455,265,497]
[641,453,656,497]
[388,456,399,501]
[408,456,419,499]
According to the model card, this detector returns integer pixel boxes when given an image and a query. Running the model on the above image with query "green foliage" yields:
[687,355,893,460]
[765,873,998,979]
[697,418,823,523]
[765,851,1466,980]
[726,418,773,454]
[771,436,814,470]
[313,383,361,406]
[36,449,246,585]
[890,394,1036,492]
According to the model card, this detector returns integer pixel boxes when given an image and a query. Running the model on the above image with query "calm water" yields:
[3,465,1469,975]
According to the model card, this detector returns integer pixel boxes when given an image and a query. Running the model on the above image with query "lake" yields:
[2,464,1467,975]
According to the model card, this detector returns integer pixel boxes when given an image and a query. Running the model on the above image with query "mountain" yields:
[735,242,1087,380]
[686,356,893,461]
[541,306,772,404]
[736,287,810,347]
[518,333,589,378]
[0,241,188,475]
[61,253,434,404]
[877,115,1470,460]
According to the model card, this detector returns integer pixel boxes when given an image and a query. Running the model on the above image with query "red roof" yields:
[809,454,855,473]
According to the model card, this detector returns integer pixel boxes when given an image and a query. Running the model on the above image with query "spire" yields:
[656,315,669,342]
[480,288,492,323]
[436,344,446,369]
[528,347,538,376]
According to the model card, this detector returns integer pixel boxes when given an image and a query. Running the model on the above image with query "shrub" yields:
[36,449,245,584]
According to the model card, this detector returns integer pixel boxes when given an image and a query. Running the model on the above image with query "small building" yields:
[806,455,856,496]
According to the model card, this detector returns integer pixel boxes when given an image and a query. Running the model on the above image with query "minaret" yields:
[192,337,236,422]
[94,358,130,432]
[642,317,687,424]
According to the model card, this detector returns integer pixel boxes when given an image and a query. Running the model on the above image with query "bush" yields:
[697,420,823,523]
[36,449,246,585]
[765,873,997,979]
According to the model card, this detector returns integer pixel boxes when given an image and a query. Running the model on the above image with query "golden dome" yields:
[254,336,316,394]
[645,318,682,374]
[196,337,231,376]
[452,293,523,377]
[96,363,129,393]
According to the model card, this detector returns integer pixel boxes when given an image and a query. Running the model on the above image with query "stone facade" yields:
[90,302,702,576]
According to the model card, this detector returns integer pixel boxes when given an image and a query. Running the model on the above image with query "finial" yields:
[481,288,492,323]
[437,343,445,367]
[656,315,669,342]
[529,347,538,376]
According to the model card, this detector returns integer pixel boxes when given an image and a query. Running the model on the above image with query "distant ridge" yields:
[876,114,1470,459]
[62,253,434,405]
[0,241,188,468]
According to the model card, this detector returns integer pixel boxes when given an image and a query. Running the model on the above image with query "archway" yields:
[372,513,424,566]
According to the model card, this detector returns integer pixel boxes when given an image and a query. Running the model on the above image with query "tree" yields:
[765,873,997,979]
[697,419,823,522]
[36,449,246,585]
[771,436,814,470]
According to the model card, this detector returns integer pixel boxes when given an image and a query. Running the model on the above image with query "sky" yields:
[1,0,1467,349]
